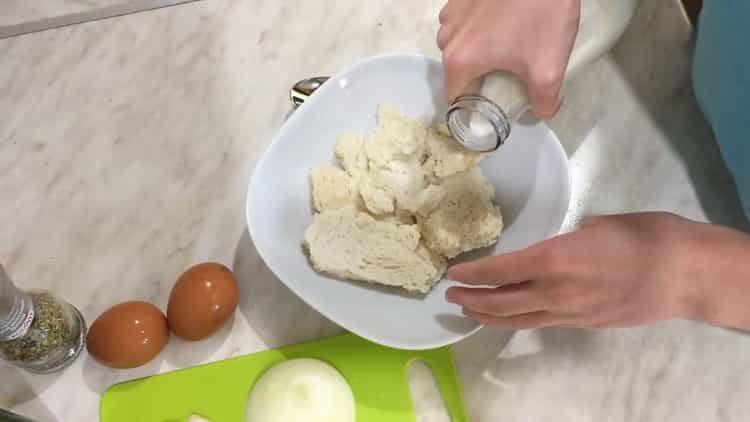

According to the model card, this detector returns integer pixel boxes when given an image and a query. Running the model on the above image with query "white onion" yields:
[245,358,356,422]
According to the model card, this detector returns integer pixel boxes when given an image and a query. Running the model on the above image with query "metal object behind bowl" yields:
[290,77,329,108]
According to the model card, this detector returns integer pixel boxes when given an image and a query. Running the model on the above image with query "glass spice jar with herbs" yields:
[0,265,86,373]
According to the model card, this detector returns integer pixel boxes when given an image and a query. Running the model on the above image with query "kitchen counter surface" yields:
[2,0,127,27]
[2,0,749,421]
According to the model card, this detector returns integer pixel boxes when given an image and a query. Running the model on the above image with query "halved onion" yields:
[246,358,355,422]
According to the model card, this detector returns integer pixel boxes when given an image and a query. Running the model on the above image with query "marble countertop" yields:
[0,1,201,39]
[2,0,749,421]
[1,0,127,27]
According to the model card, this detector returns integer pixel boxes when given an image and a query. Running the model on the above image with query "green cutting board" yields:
[100,334,469,422]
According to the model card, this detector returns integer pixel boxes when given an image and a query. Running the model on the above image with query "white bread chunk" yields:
[360,161,444,216]
[423,123,486,180]
[305,105,503,294]
[419,168,503,258]
[365,104,427,168]
[375,209,416,225]
[310,166,357,212]
[358,176,395,215]
[410,184,446,217]
[304,206,446,293]
[335,133,368,178]
[358,105,445,217]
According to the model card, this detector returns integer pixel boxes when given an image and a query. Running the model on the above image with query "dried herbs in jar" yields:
[0,266,86,373]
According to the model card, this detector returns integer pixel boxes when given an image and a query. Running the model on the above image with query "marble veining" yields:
[1,0,749,421]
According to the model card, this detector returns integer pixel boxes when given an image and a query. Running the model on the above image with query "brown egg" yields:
[86,301,169,369]
[167,262,239,341]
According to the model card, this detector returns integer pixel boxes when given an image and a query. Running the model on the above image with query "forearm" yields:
[679,223,750,330]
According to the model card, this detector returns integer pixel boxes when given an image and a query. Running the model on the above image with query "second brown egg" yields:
[167,262,239,341]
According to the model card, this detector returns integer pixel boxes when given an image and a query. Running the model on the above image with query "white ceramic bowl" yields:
[246,53,570,350]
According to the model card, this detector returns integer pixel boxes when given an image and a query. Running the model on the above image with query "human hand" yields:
[447,213,750,330]
[438,0,581,118]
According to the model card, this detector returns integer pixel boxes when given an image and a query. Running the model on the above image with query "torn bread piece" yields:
[304,206,446,294]
[423,123,487,180]
[358,175,395,215]
[305,105,503,294]
[310,166,358,212]
[365,104,428,168]
[359,161,444,216]
[358,105,445,217]
[335,133,368,178]
[418,168,503,259]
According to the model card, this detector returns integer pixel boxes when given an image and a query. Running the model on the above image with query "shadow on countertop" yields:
[231,228,342,349]
[453,326,600,421]
[0,366,59,422]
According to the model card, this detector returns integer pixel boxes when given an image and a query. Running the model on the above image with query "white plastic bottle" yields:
[446,0,640,151]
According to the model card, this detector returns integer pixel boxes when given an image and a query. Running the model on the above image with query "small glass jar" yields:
[0,266,86,374]
[446,92,514,153]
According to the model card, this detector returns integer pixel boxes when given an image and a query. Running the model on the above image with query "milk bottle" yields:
[446,0,640,151]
